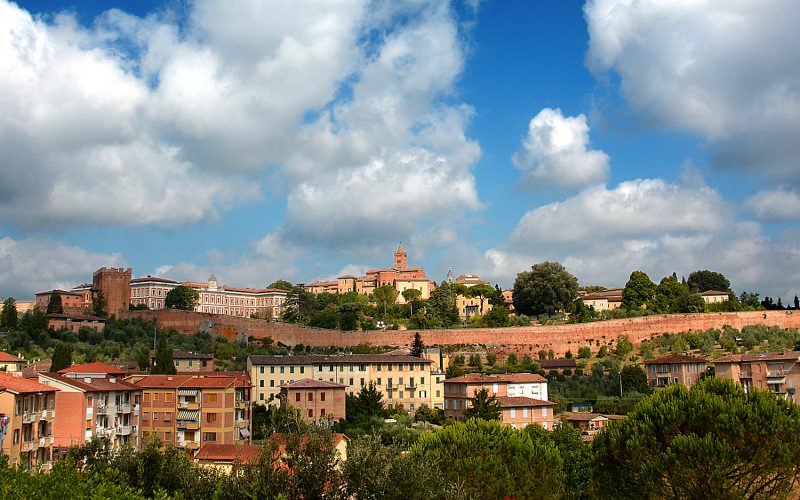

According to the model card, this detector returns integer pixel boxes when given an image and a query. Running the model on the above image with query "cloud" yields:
[513,108,609,190]
[745,187,800,221]
[0,237,125,299]
[584,0,800,184]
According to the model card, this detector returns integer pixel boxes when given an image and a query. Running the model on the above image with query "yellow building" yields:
[247,354,445,412]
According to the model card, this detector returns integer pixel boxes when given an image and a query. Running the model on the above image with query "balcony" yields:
[178,440,200,450]
[236,400,248,410]
[236,419,250,429]
[767,370,788,382]
[178,401,200,411]
[116,426,132,436]
[22,412,39,424]
[118,403,132,414]
[21,440,38,452]
[96,404,108,415]
[177,421,200,430]
[38,435,54,447]
[44,410,55,420]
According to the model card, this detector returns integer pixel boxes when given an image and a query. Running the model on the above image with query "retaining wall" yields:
[121,310,800,357]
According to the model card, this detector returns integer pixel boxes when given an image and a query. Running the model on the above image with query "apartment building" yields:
[248,354,445,413]
[130,274,287,319]
[34,289,87,315]
[714,351,800,402]
[643,354,709,388]
[443,373,551,427]
[174,351,215,372]
[279,379,347,422]
[37,362,140,451]
[0,372,57,469]
[131,373,251,452]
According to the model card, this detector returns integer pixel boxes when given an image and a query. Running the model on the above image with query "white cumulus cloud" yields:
[513,108,609,190]
[746,187,800,221]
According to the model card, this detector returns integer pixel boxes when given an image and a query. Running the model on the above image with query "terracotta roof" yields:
[580,288,624,301]
[130,276,178,284]
[40,372,139,392]
[133,374,239,389]
[34,289,82,297]
[249,354,432,365]
[0,352,24,363]
[714,351,800,363]
[173,350,214,360]
[444,373,548,384]
[59,362,129,375]
[280,379,346,389]
[643,354,709,365]
[21,359,52,378]
[497,396,554,407]
[195,444,262,464]
[559,412,608,422]
[0,373,58,394]
[699,290,729,296]
[540,359,577,369]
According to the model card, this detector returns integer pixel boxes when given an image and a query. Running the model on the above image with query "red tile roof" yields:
[559,412,608,422]
[59,362,129,375]
[195,444,263,464]
[40,372,139,392]
[714,351,800,363]
[444,373,548,384]
[0,372,58,394]
[280,379,347,389]
[497,396,554,407]
[643,354,709,365]
[133,374,240,389]
[249,354,432,365]
[0,352,24,363]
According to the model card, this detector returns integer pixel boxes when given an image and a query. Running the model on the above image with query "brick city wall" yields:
[122,310,800,357]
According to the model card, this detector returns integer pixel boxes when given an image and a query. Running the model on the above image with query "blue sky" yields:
[2,0,799,301]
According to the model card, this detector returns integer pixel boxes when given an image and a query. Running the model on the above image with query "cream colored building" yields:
[579,288,623,312]
[699,290,729,304]
[248,354,445,413]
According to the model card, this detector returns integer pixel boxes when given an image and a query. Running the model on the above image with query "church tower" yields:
[394,243,407,270]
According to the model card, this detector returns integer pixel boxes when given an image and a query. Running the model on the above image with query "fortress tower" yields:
[393,243,407,270]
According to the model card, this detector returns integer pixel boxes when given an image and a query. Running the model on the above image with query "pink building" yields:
[279,379,347,422]
[644,354,708,388]
[38,362,140,451]
[497,396,555,430]
[0,372,58,470]
[714,351,800,403]
[444,373,550,428]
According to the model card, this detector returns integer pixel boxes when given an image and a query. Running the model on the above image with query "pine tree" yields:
[50,343,73,372]
[410,332,425,357]
[1,298,17,328]
[152,335,176,374]
[46,292,63,314]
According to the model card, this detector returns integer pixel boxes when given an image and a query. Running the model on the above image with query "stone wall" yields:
[122,310,800,356]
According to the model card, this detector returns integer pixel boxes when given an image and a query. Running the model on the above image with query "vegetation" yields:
[462,387,501,421]
[46,291,63,314]
[1,297,18,329]
[164,285,200,311]
[513,262,579,317]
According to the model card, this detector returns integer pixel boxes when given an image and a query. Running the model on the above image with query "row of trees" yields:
[4,378,798,499]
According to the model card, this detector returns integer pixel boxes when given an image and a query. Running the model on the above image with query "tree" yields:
[577,346,592,359]
[347,382,386,423]
[620,364,649,394]
[151,335,176,374]
[481,304,512,327]
[164,286,199,311]
[267,279,294,291]
[47,291,63,314]
[410,332,425,357]
[469,283,497,314]
[512,262,579,317]
[614,334,633,359]
[622,271,655,309]
[1,298,17,328]
[372,285,399,318]
[50,343,73,372]
[411,418,564,500]
[463,387,502,421]
[593,378,800,499]
[527,423,594,500]
[91,291,108,318]
[282,286,316,322]
[401,288,422,317]
[687,269,731,293]
[795,295,800,309]
[425,282,459,327]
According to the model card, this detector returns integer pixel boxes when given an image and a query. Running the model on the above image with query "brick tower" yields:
[393,243,407,270]
[92,267,132,317]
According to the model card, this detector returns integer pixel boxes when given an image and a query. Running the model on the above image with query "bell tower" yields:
[393,243,407,270]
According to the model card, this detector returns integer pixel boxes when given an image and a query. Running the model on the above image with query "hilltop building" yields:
[303,244,434,304]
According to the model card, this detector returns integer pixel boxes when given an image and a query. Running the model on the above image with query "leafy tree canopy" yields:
[463,387,502,421]
[47,291,63,314]
[164,286,199,311]
[267,279,294,291]
[1,297,17,328]
[687,269,731,293]
[622,271,655,309]
[593,377,800,499]
[512,262,579,317]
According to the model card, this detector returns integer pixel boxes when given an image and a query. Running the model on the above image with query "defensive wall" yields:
[121,310,800,357]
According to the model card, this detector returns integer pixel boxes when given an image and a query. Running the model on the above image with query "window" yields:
[295,393,301,402]
[270,380,274,387]
[377,378,382,386]
[260,394,264,401]
[165,393,173,402]
[308,409,314,418]
[13,429,19,444]
[260,367,265,374]
[203,432,217,442]
[318,364,323,371]
[360,378,365,386]
[308,392,314,401]
[399,391,404,398]
[377,364,382,372]
[388,364,393,372]
[510,408,516,418]
[290,367,295,374]
[259,380,264,387]
[280,367,285,374]
[320,408,326,417]
[320,392,326,402]
[300,367,305,374]
[421,377,425,385]
[206,413,217,423]
[270,366,274,374]
[349,378,354,386]
[541,407,547,417]
[523,408,528,418]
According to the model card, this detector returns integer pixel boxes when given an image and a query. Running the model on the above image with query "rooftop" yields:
[644,354,709,365]
[280,379,347,389]
[40,372,139,392]
[0,352,24,363]
[444,373,548,384]
[0,372,58,394]
[714,351,800,363]
[249,354,432,365]
[59,361,130,375]
[540,359,577,369]
[195,444,262,464]
[497,396,554,407]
